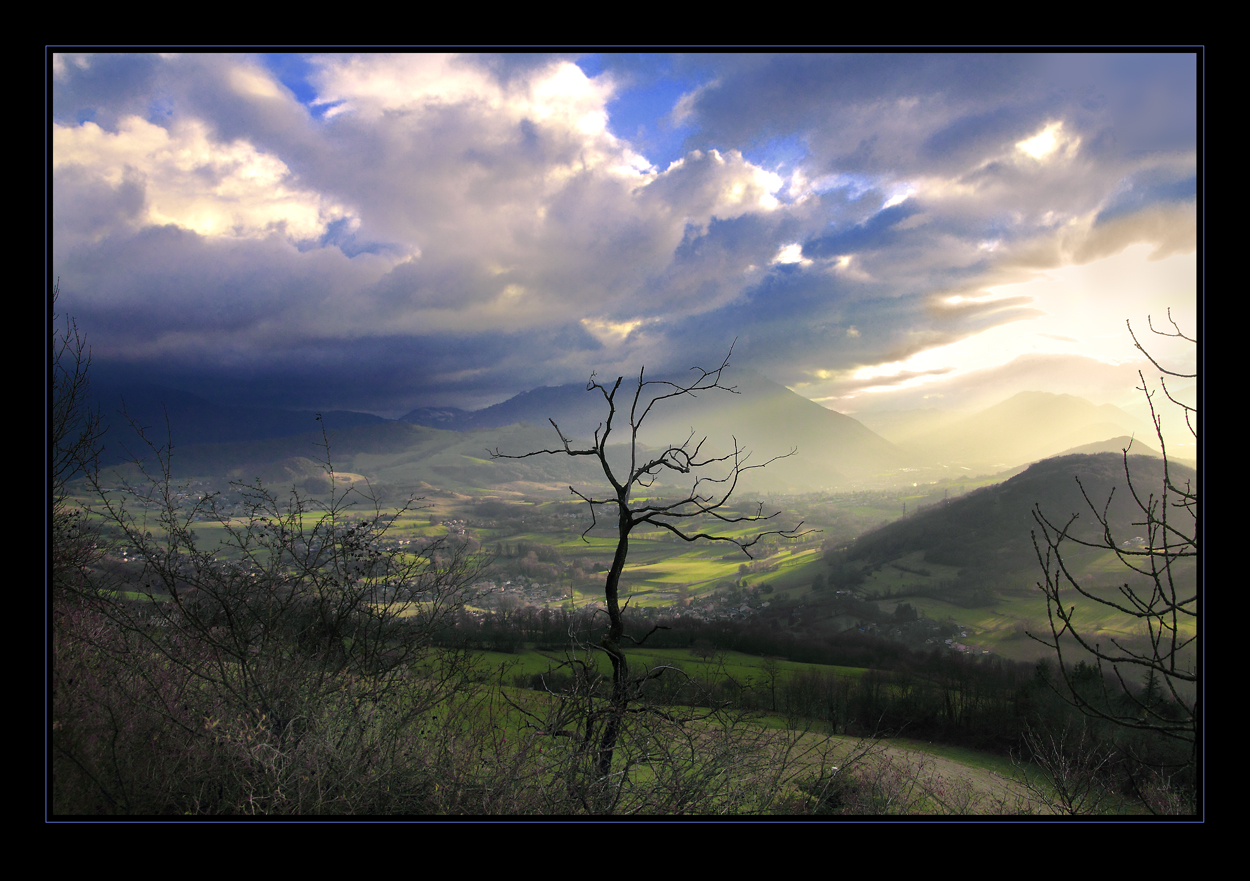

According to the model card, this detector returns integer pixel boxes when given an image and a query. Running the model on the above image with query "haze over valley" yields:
[90,370,1179,497]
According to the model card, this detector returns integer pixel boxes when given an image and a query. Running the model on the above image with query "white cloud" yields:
[581,317,643,345]
[772,243,805,264]
[671,78,719,126]
[228,66,287,101]
[310,54,498,118]
[1015,121,1080,163]
[54,116,354,242]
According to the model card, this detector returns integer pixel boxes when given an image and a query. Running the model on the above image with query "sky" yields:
[51,51,1199,444]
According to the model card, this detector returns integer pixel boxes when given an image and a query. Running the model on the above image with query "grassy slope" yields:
[461,647,1058,815]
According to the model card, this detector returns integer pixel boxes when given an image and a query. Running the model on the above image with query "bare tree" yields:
[1029,310,1198,799]
[491,344,805,804]
[51,279,106,594]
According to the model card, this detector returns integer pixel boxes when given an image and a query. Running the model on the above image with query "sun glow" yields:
[581,317,642,345]
[1016,122,1072,161]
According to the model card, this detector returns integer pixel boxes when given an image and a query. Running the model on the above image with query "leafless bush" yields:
[1030,311,1198,810]
[52,412,487,815]
[1031,313,1196,744]
[1011,721,1122,815]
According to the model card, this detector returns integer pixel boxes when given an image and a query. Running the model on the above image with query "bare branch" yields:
[1030,310,1198,767]
[1128,315,1196,379]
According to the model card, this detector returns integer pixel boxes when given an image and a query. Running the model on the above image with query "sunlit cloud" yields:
[51,52,1198,415]
[772,243,809,265]
[54,116,355,242]
[883,184,915,208]
[1016,121,1065,160]
[581,317,643,345]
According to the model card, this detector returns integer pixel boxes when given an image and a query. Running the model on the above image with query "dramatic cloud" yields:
[51,51,1198,415]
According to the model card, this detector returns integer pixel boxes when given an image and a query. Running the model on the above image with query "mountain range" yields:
[86,371,1178,494]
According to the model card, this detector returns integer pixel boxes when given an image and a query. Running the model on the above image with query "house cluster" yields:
[942,638,991,655]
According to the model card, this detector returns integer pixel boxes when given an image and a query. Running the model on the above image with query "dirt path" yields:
[810,736,1048,815]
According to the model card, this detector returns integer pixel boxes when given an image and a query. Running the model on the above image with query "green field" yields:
[67,464,1191,671]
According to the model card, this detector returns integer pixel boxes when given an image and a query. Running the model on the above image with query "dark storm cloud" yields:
[677,54,1039,166]
[679,53,1194,172]
[52,53,163,127]
[920,104,1048,168]
[56,224,388,352]
[654,255,1041,398]
[53,163,147,240]
[87,312,611,416]
[803,201,923,258]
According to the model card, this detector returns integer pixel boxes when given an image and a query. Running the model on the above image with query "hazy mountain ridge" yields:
[401,368,905,490]
[858,391,1151,472]
[88,377,1171,495]
[844,452,1195,575]
[1053,435,1161,459]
